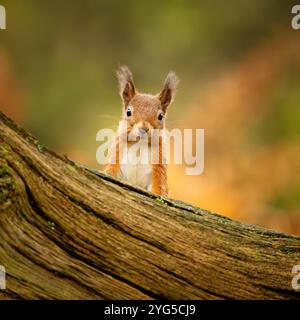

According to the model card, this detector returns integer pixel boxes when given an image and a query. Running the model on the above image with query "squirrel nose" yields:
[139,127,149,137]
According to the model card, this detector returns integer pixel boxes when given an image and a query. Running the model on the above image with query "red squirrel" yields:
[104,66,179,196]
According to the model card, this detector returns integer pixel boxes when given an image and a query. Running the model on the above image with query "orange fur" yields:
[104,133,120,176]
[151,137,168,196]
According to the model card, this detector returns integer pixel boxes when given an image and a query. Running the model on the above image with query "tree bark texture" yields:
[0,112,299,300]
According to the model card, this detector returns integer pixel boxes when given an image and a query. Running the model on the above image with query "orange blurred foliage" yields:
[0,50,24,122]
[169,29,300,235]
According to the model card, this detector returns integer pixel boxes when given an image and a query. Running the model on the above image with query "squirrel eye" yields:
[126,109,132,117]
[158,113,164,121]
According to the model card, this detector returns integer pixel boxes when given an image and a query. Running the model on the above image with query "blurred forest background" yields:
[0,1,300,234]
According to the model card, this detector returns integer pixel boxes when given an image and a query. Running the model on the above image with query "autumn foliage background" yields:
[0,1,300,234]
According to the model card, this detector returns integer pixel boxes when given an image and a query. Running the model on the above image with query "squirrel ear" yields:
[158,71,179,111]
[116,65,136,107]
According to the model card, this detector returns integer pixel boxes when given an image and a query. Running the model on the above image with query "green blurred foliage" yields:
[0,0,293,147]
[261,75,300,143]
[271,182,300,211]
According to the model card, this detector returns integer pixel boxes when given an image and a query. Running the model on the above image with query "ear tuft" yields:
[158,71,179,111]
[116,65,136,107]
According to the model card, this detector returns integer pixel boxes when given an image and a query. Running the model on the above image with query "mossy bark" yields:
[0,112,300,300]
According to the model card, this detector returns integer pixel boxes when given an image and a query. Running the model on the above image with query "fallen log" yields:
[0,112,299,299]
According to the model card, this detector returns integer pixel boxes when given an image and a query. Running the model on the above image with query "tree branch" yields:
[0,112,299,299]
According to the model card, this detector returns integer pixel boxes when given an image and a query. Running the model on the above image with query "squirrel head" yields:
[116,65,179,140]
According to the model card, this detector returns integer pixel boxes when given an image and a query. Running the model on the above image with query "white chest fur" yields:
[118,143,152,191]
